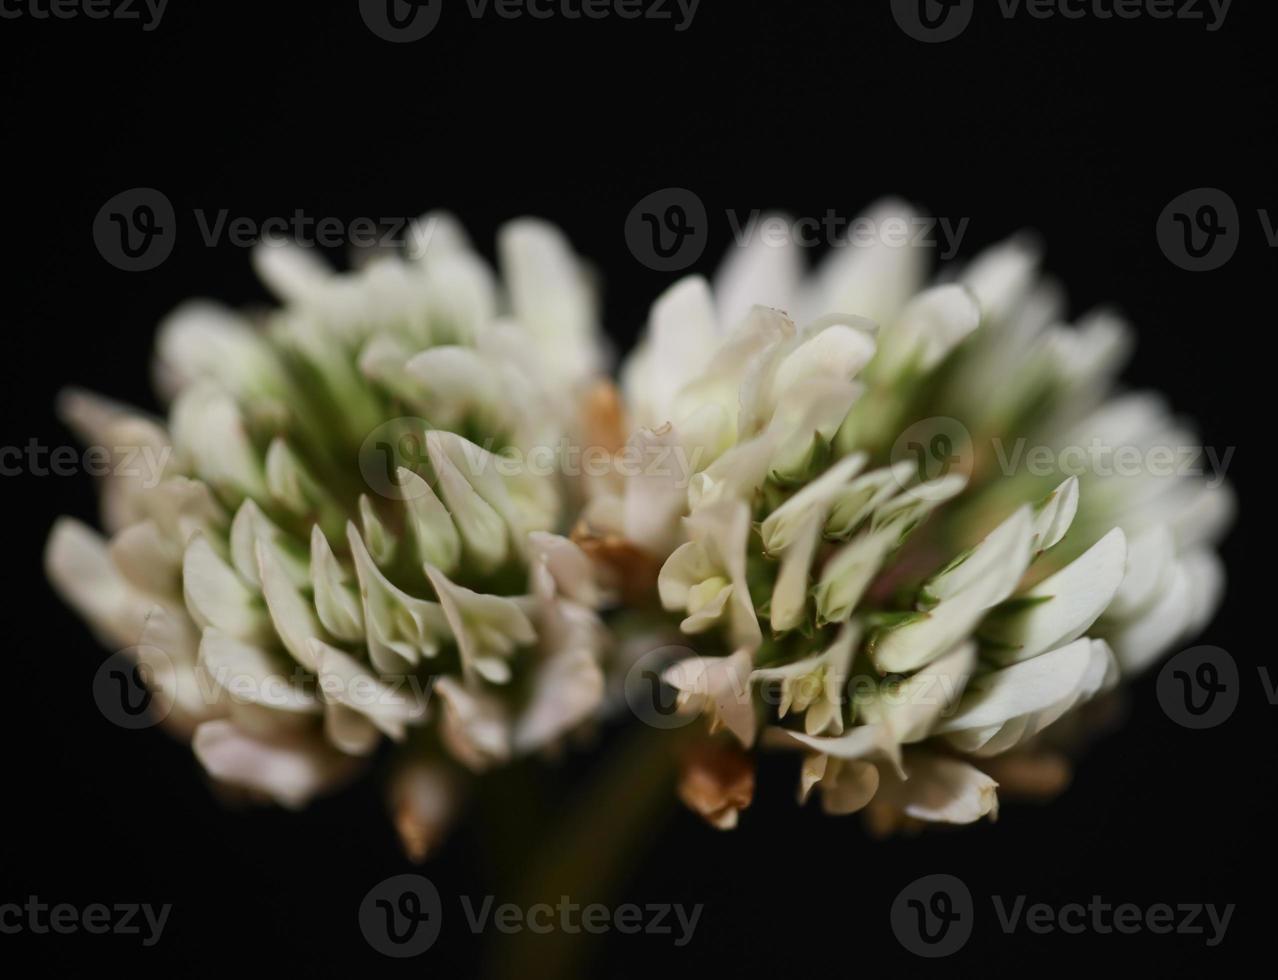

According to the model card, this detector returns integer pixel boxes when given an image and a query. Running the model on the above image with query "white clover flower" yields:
[46,214,609,859]
[601,199,1232,832]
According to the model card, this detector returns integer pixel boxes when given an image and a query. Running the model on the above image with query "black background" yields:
[0,1,1269,976]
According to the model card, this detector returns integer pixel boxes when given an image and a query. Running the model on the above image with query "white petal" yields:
[877,751,1000,825]
[434,676,510,771]
[713,212,803,327]
[1108,563,1193,675]
[664,649,757,747]
[873,507,1034,673]
[347,523,447,671]
[1031,477,1080,554]
[183,533,269,643]
[760,454,867,555]
[622,421,714,557]
[819,759,880,816]
[169,383,266,502]
[528,532,600,608]
[424,564,535,684]
[426,431,511,572]
[324,703,381,757]
[498,218,598,384]
[251,239,332,304]
[771,322,877,405]
[814,529,894,625]
[1181,549,1225,636]
[961,236,1041,326]
[404,346,502,428]
[308,526,365,643]
[398,467,462,575]
[110,519,180,596]
[313,639,426,741]
[982,528,1127,664]
[155,300,281,400]
[623,276,719,428]
[879,284,981,374]
[1107,524,1174,621]
[937,638,1117,756]
[872,641,976,744]
[228,501,307,589]
[256,537,324,671]
[46,517,145,647]
[192,719,357,809]
[807,198,927,327]
[513,643,604,754]
[198,628,320,714]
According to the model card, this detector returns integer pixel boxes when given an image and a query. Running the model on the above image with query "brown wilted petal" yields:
[677,739,755,830]
[977,751,1073,801]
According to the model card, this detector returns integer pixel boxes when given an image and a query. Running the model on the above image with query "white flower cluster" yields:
[584,199,1232,830]
[47,200,1232,850]
[47,215,610,857]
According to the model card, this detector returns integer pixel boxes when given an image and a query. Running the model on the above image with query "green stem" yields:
[480,726,683,980]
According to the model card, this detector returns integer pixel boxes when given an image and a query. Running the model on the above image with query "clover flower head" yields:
[599,198,1232,831]
[47,214,610,858]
